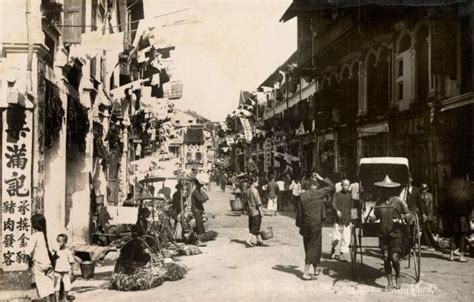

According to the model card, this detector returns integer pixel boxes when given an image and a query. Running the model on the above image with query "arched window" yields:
[186,152,193,163]
[196,152,202,163]
[339,63,358,123]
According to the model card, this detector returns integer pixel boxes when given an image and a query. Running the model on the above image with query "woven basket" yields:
[260,227,274,240]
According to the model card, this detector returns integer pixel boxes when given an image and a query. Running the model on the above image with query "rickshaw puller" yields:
[372,175,411,290]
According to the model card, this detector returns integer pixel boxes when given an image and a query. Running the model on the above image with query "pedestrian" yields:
[54,234,76,302]
[330,179,352,262]
[98,203,112,233]
[172,183,184,238]
[133,205,151,237]
[240,177,251,214]
[276,176,286,212]
[220,172,227,192]
[283,173,292,210]
[192,178,209,247]
[447,198,471,262]
[299,173,334,280]
[399,174,421,219]
[350,178,360,221]
[26,214,55,302]
[420,183,438,251]
[371,175,410,290]
[289,176,302,212]
[246,177,265,247]
[301,173,311,191]
[266,175,279,216]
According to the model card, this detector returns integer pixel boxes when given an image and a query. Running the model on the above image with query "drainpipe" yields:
[25,0,33,94]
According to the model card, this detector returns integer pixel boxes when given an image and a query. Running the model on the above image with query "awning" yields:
[440,92,474,112]
[280,0,467,22]
[357,122,389,137]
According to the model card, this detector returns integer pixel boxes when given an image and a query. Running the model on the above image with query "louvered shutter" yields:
[63,0,84,44]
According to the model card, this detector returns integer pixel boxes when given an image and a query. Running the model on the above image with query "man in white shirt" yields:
[289,177,302,212]
[276,176,286,212]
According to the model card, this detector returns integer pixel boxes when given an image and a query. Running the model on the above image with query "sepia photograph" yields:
[0,0,473,301]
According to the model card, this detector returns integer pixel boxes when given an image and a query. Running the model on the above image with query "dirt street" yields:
[73,188,474,302]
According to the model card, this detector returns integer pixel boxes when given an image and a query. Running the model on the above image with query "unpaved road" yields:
[73,187,474,302]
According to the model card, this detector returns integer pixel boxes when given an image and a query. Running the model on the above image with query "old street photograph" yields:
[0,0,473,301]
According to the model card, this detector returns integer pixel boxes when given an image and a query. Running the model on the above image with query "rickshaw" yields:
[350,157,422,282]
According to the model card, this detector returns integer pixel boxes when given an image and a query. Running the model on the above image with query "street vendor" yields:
[192,178,209,247]
[371,175,411,290]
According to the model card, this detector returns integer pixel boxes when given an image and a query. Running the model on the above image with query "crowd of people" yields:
[212,167,473,289]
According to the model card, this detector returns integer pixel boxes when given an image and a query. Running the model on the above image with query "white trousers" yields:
[332,223,352,254]
[267,197,278,212]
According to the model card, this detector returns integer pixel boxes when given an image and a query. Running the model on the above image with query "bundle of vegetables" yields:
[163,262,187,281]
[110,258,187,290]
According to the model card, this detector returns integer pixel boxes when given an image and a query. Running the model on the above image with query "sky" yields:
[143,0,296,122]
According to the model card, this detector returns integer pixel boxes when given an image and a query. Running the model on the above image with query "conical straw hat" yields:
[374,175,400,188]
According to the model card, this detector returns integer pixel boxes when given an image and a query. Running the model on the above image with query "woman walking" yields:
[246,177,265,247]
[192,178,209,247]
[26,214,56,302]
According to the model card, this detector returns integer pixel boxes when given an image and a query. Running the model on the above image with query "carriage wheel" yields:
[350,226,359,280]
[411,218,422,282]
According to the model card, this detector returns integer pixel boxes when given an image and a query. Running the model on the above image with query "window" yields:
[395,50,413,111]
[196,152,202,163]
[188,120,193,124]
[186,152,193,163]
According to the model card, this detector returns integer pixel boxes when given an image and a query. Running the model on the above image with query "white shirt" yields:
[25,232,51,265]
[54,248,75,273]
[350,182,360,200]
[399,186,412,201]
[289,181,302,196]
[276,180,285,191]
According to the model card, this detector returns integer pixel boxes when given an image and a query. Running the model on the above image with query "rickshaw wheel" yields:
[350,226,359,280]
[411,217,422,283]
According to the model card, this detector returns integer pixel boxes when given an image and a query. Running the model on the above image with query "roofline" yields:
[279,0,467,22]
[257,50,298,89]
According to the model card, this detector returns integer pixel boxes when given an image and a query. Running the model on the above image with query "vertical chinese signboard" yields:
[1,107,33,271]
[239,117,253,143]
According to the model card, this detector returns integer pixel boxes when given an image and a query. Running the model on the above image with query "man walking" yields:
[299,173,334,280]
[420,183,438,251]
[330,179,353,262]
[266,175,279,216]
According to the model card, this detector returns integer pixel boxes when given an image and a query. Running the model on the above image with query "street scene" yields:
[0,0,474,301]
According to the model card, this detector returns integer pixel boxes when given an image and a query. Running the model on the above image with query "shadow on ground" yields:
[272,265,304,279]
[319,260,385,288]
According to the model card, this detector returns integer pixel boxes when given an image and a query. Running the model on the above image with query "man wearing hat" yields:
[371,175,410,290]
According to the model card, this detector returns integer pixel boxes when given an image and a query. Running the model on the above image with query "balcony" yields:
[41,0,62,33]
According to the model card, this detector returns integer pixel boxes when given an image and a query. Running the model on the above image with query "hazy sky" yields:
[143,0,296,121]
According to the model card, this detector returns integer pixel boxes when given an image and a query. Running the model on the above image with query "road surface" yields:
[73,187,474,302]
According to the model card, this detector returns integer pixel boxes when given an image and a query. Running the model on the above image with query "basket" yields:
[260,227,274,240]
[230,199,243,211]
[79,261,95,279]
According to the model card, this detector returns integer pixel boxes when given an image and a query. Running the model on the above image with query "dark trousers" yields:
[192,209,205,235]
[277,192,284,211]
[303,227,322,266]
[292,195,300,212]
[450,232,467,253]
[422,220,438,248]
